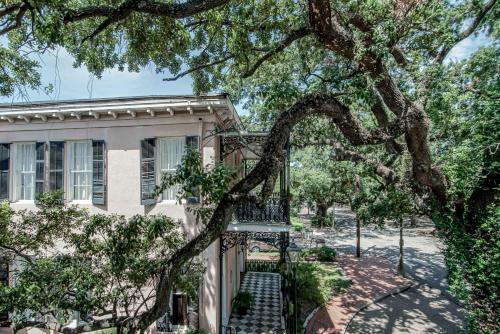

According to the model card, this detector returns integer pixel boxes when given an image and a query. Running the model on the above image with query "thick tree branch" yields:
[295,138,397,183]
[135,92,406,330]
[308,0,448,203]
[242,27,312,78]
[433,0,497,64]
[0,2,29,36]
[64,0,231,23]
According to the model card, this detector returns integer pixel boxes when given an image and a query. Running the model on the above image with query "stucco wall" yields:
[0,113,226,332]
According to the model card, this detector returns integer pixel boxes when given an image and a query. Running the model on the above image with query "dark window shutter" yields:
[186,136,200,204]
[140,138,156,205]
[92,141,106,205]
[48,142,64,199]
[34,142,46,198]
[0,144,9,201]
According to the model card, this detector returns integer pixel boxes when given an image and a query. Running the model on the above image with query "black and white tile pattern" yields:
[228,272,282,334]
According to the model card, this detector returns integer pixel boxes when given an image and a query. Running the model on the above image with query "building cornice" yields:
[0,95,242,127]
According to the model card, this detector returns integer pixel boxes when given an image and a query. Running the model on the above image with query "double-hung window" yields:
[14,143,36,201]
[158,137,185,201]
[67,141,93,201]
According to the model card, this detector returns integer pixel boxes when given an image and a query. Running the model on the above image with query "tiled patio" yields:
[228,272,282,334]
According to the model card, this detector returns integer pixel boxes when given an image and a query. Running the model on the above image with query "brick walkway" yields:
[305,255,412,334]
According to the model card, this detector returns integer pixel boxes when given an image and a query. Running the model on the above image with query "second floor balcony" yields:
[220,130,290,226]
[234,192,288,225]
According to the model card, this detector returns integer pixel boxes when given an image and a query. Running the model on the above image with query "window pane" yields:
[158,138,185,201]
[69,141,92,201]
[16,144,35,200]
[49,142,64,197]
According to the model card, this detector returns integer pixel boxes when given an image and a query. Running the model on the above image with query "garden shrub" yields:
[302,246,336,262]
[296,261,350,305]
[310,213,334,227]
[290,216,304,232]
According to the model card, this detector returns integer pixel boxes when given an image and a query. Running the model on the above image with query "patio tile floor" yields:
[228,272,282,334]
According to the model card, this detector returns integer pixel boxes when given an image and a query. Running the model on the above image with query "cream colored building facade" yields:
[0,95,247,333]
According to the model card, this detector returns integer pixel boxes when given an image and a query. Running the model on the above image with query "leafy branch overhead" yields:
[0,0,499,333]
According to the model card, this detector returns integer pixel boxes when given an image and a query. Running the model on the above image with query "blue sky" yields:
[0,34,489,111]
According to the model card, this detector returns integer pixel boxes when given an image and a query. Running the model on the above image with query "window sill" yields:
[13,200,35,204]
[68,200,92,205]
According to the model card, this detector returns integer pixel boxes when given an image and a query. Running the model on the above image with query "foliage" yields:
[232,291,255,315]
[302,246,337,262]
[1,0,499,332]
[0,194,205,330]
[425,45,500,333]
[310,214,334,228]
[157,149,235,224]
[290,216,304,232]
[292,147,351,218]
[296,262,350,306]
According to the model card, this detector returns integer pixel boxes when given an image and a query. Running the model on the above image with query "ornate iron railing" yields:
[234,193,288,224]
[246,259,280,273]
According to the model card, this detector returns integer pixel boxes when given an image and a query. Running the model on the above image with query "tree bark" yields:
[397,218,405,277]
[134,92,393,332]
[308,0,448,204]
[316,202,329,218]
[356,217,361,258]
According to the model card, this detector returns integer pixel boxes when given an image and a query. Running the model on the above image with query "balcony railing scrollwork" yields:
[234,193,288,224]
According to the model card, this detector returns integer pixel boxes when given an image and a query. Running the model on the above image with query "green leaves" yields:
[0,194,205,329]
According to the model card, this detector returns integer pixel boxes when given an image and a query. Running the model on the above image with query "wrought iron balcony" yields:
[234,193,289,225]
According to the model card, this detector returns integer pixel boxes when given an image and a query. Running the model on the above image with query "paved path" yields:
[298,207,467,334]
[305,256,412,334]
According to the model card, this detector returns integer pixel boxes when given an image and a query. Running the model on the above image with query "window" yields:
[14,143,36,201]
[67,141,92,201]
[0,144,9,201]
[158,137,185,201]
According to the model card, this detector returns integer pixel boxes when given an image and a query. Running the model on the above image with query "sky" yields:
[0,34,490,111]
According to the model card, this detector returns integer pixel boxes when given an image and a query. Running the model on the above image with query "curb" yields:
[341,282,414,334]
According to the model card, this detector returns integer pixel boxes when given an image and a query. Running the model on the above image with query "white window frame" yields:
[67,140,93,203]
[156,137,185,202]
[13,142,36,202]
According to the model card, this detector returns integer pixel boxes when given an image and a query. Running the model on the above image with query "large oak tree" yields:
[1,0,498,332]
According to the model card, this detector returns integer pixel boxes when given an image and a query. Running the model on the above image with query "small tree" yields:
[361,183,418,277]
[0,152,233,333]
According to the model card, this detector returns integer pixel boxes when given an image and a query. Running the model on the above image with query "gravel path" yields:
[297,207,467,334]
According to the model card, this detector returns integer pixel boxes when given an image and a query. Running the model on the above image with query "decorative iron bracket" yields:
[220,231,289,255]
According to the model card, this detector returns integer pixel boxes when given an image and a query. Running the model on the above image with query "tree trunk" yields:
[331,203,336,230]
[316,202,328,218]
[397,218,405,277]
[356,217,361,258]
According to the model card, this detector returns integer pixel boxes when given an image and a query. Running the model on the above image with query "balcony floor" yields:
[228,272,282,334]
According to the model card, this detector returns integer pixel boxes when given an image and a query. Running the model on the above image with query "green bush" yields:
[302,246,336,262]
[232,291,255,315]
[316,246,336,262]
[291,216,304,232]
[310,214,334,227]
[296,262,350,305]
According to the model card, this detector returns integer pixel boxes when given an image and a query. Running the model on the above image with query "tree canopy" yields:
[1,0,499,332]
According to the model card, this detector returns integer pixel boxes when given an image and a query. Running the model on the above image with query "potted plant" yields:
[232,291,255,315]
